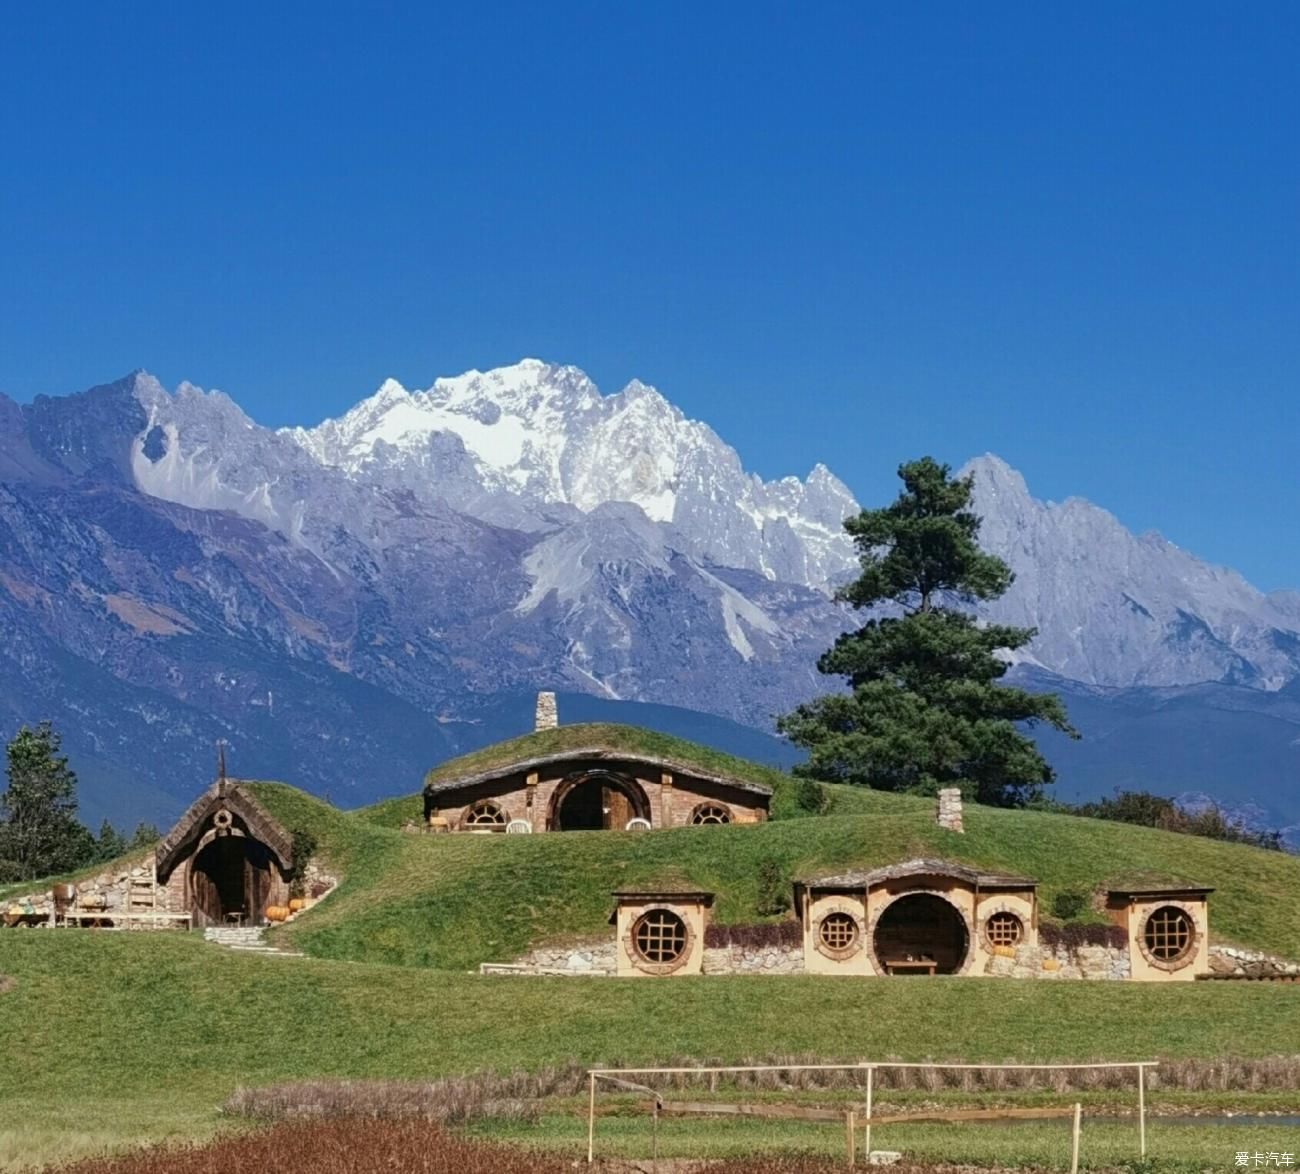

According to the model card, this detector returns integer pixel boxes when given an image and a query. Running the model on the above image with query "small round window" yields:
[464,800,507,826]
[1143,905,1194,965]
[690,804,731,825]
[818,911,860,956]
[985,911,1023,948]
[632,909,688,966]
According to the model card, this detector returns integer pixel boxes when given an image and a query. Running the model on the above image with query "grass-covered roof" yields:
[421,722,780,797]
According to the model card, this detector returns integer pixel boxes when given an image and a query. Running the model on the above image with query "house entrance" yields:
[552,773,649,831]
[189,834,276,926]
[873,893,969,975]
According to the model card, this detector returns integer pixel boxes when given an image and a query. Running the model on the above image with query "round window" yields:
[464,800,507,826]
[818,911,860,956]
[985,911,1023,948]
[631,909,688,966]
[1143,905,1195,965]
[690,804,731,825]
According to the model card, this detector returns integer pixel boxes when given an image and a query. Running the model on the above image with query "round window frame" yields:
[625,906,694,976]
[981,909,1026,952]
[688,803,732,826]
[1137,902,1199,972]
[814,908,864,960]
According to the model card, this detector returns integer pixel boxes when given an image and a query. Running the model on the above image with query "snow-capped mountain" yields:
[2,359,1300,831]
[282,359,860,590]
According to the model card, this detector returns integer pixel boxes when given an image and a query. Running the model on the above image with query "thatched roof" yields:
[798,857,1036,892]
[423,726,773,802]
[155,780,293,880]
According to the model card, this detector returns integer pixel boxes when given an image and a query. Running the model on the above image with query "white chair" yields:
[506,819,533,834]
[625,817,652,832]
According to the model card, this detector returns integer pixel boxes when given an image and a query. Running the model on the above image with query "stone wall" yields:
[491,940,618,975]
[985,941,1130,980]
[3,852,159,922]
[703,942,805,975]
[1209,945,1300,979]
[488,936,806,977]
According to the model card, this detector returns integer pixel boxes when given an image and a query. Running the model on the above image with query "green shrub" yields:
[289,826,320,899]
[754,856,790,916]
[793,777,829,815]
[1051,889,1088,920]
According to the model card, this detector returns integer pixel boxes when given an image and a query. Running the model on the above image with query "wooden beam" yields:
[657,1102,847,1122]
[860,1106,1078,1126]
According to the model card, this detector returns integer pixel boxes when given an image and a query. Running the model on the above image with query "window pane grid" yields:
[633,910,687,964]
[819,912,858,952]
[986,912,1022,946]
[1144,907,1192,961]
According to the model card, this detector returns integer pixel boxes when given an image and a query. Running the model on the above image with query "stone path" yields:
[203,925,305,958]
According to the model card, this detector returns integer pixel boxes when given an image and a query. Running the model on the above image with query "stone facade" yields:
[1208,945,1300,979]
[2,851,162,924]
[485,934,806,977]
[985,941,1131,981]
[703,942,805,975]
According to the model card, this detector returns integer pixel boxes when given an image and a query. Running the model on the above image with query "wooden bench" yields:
[61,910,192,930]
[884,959,937,975]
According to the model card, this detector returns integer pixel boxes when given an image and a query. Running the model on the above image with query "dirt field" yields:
[43,1119,971,1174]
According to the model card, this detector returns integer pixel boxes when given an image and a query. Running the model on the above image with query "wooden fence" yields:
[586,1060,1156,1168]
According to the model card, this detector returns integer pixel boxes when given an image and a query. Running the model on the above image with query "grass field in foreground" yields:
[2,933,1300,1168]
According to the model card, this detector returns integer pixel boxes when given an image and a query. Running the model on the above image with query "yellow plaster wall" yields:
[1123,897,1209,982]
[614,897,709,977]
[802,891,876,975]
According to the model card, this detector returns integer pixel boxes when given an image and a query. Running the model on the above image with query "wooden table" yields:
[885,959,937,976]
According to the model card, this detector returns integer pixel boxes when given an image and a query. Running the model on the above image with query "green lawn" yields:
[2,932,1300,1168]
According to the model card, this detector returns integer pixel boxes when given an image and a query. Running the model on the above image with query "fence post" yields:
[846,1109,856,1168]
[1138,1065,1146,1158]
[1071,1102,1081,1174]
[587,1072,596,1164]
[864,1066,874,1160]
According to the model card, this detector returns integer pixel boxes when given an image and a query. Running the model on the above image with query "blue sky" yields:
[2,4,1297,588]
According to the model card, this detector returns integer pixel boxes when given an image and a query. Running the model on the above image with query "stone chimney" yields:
[937,787,964,833]
[534,691,558,731]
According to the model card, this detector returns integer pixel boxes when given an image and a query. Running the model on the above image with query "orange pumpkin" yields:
[288,898,306,913]
[265,905,289,922]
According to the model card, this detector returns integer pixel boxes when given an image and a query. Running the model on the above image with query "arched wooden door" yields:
[189,834,276,926]
[550,772,649,830]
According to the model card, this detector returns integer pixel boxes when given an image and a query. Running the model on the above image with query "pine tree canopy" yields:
[779,457,1078,807]
[0,721,96,881]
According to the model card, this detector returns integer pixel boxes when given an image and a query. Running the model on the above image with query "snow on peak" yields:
[283,360,861,590]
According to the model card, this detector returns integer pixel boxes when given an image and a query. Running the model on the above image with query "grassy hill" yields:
[5,727,1300,1169]
[232,725,1300,970]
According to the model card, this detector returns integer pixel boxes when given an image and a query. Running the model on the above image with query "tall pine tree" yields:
[778,457,1077,806]
[0,722,95,881]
